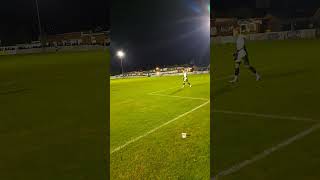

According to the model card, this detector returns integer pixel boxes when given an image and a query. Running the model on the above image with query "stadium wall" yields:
[0,45,108,55]
[212,29,318,44]
[110,70,209,79]
[0,46,17,55]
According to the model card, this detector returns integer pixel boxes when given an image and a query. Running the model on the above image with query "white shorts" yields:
[236,49,247,62]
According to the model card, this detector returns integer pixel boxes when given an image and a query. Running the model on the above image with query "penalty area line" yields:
[111,100,210,154]
[215,123,320,178]
[149,86,181,95]
[149,93,209,101]
[214,110,318,122]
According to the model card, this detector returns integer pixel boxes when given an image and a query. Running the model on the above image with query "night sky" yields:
[0,0,110,45]
[110,0,210,74]
[212,0,320,20]
[213,0,320,8]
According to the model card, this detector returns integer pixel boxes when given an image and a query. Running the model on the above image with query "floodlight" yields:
[117,50,125,58]
[116,50,125,77]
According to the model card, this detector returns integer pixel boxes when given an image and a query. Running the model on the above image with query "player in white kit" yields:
[230,27,260,83]
[182,69,192,88]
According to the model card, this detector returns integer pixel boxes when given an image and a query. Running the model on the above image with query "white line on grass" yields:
[111,100,210,154]
[149,93,209,101]
[149,86,181,95]
[215,123,320,178]
[214,110,318,122]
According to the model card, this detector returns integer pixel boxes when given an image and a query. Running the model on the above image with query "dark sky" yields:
[213,0,320,8]
[212,0,320,19]
[0,0,110,45]
[110,0,210,74]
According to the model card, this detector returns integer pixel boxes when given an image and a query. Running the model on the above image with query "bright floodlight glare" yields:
[117,50,125,58]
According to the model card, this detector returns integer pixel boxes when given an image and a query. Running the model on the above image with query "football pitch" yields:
[110,74,210,179]
[2,40,319,179]
[212,39,320,179]
[0,51,108,179]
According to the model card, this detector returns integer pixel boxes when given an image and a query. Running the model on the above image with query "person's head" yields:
[234,26,240,37]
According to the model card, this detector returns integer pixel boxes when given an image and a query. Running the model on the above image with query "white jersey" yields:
[236,35,245,50]
[236,35,247,60]
[183,72,188,81]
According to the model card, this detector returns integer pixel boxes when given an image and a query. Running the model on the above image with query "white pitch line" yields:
[215,123,320,178]
[111,100,210,154]
[149,86,181,95]
[149,93,209,101]
[214,110,318,122]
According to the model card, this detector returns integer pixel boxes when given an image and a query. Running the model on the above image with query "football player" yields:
[182,69,192,88]
[230,27,260,83]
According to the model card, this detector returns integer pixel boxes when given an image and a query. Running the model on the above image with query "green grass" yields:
[4,39,317,179]
[0,51,109,180]
[212,39,320,179]
[110,74,210,179]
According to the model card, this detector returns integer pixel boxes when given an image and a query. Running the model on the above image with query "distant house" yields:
[47,31,110,46]
[263,8,320,31]
[212,8,320,34]
[211,18,265,36]
[211,18,237,36]
[264,14,282,32]
[238,18,264,34]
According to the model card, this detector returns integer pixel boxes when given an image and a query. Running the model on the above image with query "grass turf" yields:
[110,74,210,179]
[0,50,109,179]
[212,39,320,179]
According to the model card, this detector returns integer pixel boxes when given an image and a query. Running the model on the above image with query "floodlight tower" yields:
[117,50,125,77]
[35,0,43,47]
